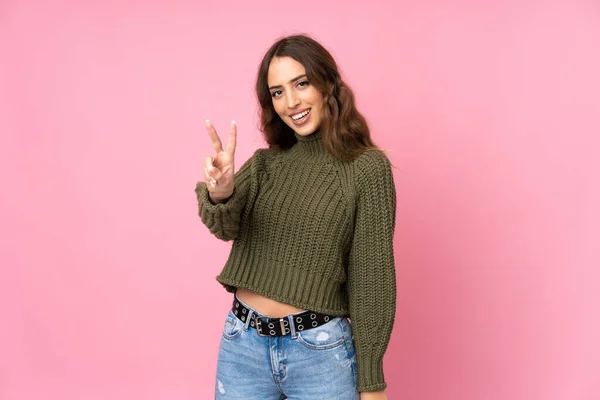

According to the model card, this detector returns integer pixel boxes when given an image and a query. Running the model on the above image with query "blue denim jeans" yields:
[215,297,359,399]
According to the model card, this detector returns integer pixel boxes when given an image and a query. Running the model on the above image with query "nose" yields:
[285,91,300,109]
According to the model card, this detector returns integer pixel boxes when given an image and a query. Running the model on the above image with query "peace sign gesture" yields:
[204,120,237,203]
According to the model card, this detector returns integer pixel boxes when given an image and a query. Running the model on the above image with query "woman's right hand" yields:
[204,120,237,203]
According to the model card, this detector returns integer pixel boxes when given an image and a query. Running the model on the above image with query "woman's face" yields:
[267,56,324,137]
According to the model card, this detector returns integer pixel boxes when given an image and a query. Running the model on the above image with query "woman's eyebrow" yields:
[268,74,307,90]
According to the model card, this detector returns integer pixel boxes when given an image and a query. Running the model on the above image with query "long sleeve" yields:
[194,149,262,241]
[347,150,397,392]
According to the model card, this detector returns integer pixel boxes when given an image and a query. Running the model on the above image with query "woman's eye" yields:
[271,90,282,98]
[297,80,309,88]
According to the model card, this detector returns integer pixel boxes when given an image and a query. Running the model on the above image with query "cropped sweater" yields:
[194,130,397,392]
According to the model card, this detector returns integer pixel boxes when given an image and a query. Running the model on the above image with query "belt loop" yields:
[287,314,297,339]
[243,309,253,331]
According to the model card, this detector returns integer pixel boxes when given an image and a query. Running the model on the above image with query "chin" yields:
[293,123,319,136]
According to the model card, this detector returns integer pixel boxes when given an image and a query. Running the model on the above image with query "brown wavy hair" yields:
[255,34,384,161]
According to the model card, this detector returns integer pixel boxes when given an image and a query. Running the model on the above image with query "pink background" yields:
[1,0,599,399]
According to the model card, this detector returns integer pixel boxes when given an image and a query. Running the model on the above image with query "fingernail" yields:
[232,120,236,125]
[205,120,210,126]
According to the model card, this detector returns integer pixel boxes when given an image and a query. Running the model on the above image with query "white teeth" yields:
[292,109,310,120]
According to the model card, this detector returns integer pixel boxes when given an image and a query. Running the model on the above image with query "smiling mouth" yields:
[291,109,311,120]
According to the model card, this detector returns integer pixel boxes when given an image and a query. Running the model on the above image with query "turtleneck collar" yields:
[290,130,328,158]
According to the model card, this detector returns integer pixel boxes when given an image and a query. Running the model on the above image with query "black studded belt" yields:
[231,294,335,337]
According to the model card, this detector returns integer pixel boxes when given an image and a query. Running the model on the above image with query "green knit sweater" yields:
[195,130,397,392]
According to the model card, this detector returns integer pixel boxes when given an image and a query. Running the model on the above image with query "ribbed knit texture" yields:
[195,131,397,392]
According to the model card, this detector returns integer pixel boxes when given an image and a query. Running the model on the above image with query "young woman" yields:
[196,34,396,400]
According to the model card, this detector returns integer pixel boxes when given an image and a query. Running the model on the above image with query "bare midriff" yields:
[236,288,305,318]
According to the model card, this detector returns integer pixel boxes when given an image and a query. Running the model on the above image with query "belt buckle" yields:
[255,316,290,337]
[254,316,271,337]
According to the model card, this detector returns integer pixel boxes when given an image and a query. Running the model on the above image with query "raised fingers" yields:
[205,120,223,153]
[226,120,237,156]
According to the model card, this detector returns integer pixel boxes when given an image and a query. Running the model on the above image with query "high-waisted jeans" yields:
[215,296,360,399]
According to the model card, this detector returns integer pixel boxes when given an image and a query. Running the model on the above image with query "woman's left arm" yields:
[347,150,397,392]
